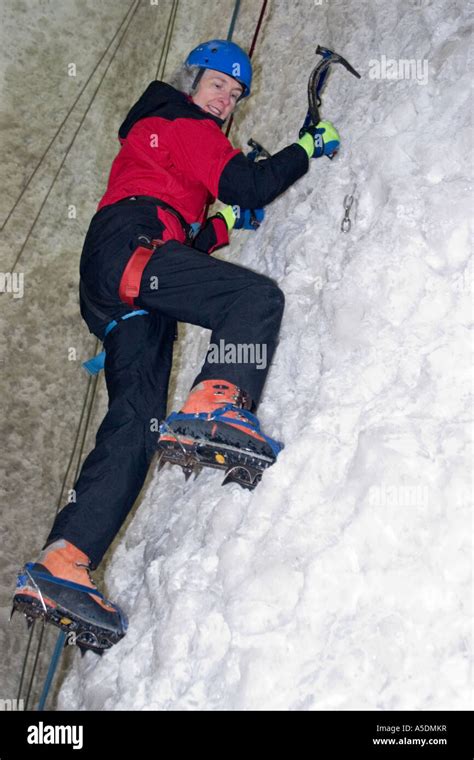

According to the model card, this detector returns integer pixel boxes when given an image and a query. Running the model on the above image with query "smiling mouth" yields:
[206,105,223,116]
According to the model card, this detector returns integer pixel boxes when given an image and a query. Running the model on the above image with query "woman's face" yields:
[192,68,243,121]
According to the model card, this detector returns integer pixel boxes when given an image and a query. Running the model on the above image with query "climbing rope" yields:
[16,0,181,711]
[16,0,265,710]
[227,0,241,41]
[155,0,180,81]
[9,0,141,274]
[0,0,137,235]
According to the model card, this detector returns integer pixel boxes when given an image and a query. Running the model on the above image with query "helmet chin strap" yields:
[191,67,205,93]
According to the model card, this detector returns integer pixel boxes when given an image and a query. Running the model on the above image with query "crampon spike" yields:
[157,435,274,490]
[221,465,261,490]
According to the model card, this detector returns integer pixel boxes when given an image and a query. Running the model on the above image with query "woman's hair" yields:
[166,63,201,96]
[165,63,245,117]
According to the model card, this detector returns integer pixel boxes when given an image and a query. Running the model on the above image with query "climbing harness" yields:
[82,310,150,375]
[115,195,197,245]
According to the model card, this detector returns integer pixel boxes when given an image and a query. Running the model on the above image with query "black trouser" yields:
[46,201,284,567]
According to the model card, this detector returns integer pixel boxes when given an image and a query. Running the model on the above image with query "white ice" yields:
[1,0,471,710]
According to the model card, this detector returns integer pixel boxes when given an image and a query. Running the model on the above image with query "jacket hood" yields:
[118,81,224,140]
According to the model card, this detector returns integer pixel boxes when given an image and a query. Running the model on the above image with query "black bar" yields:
[0,710,471,758]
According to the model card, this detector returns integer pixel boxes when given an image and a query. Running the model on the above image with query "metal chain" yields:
[341,185,356,232]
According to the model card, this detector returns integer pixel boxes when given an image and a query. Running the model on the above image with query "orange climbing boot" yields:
[157,380,283,489]
[13,539,127,653]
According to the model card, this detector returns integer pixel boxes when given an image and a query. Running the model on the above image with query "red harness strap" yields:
[118,238,163,307]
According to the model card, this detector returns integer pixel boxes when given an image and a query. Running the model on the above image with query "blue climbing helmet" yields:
[185,39,252,99]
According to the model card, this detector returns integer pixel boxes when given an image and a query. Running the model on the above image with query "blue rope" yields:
[37,630,67,710]
[227,0,241,41]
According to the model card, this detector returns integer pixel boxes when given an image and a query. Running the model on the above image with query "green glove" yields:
[216,205,237,230]
[298,121,341,159]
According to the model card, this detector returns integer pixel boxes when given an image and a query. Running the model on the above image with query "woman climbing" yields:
[13,39,340,652]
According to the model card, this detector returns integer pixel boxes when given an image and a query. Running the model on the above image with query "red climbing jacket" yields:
[98,80,309,254]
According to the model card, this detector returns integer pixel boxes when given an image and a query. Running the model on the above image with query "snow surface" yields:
[1,0,472,710]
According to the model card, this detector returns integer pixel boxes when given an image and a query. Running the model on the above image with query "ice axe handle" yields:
[247,138,271,162]
[308,46,361,159]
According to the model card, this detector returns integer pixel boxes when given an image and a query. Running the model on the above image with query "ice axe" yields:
[300,45,361,159]
[246,138,271,162]
[236,138,271,229]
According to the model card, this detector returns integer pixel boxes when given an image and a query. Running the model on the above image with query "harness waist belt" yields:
[115,195,194,243]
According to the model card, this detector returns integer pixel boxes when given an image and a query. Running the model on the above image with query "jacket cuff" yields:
[296,133,314,160]
[192,215,230,254]
[216,205,237,230]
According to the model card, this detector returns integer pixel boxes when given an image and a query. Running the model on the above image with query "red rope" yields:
[203,0,268,221]
[248,0,268,59]
[225,0,268,139]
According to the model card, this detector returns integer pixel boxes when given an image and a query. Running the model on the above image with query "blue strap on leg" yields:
[82,351,107,375]
[82,310,149,375]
